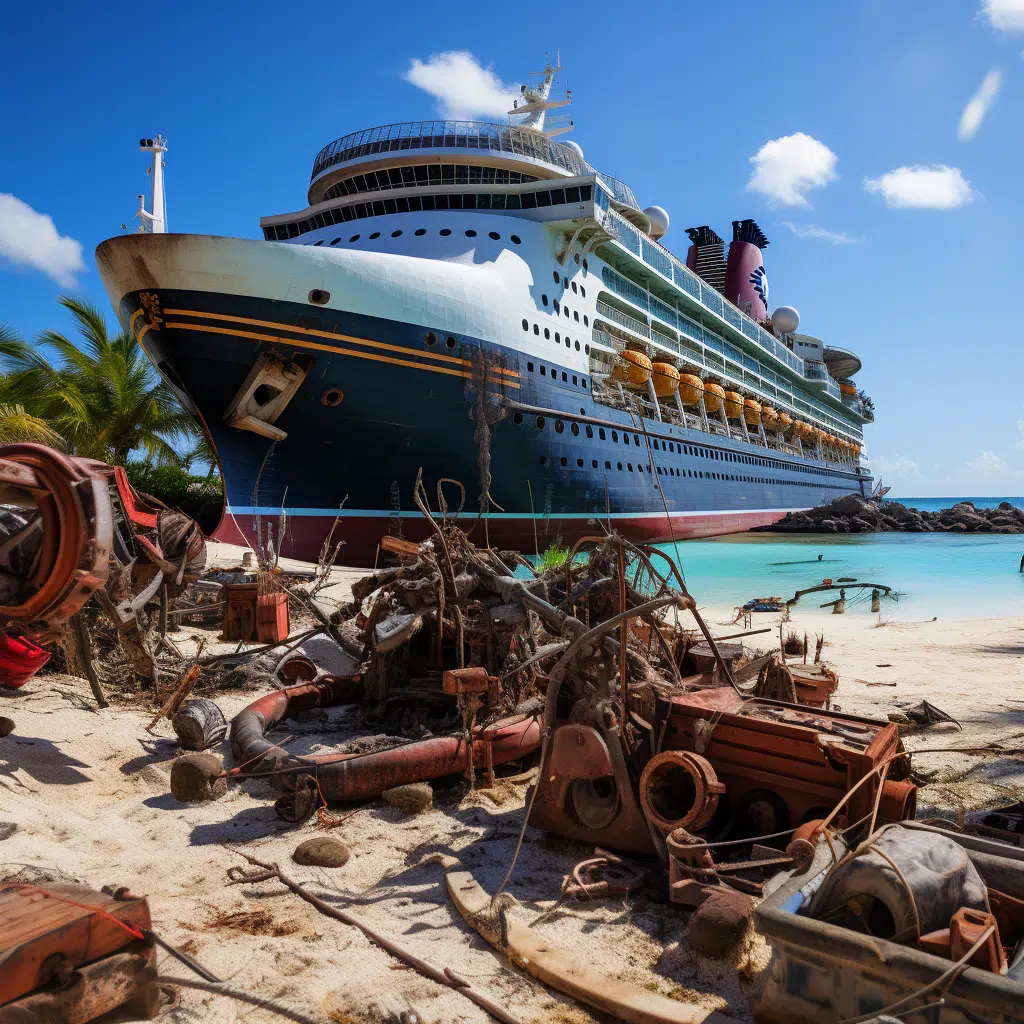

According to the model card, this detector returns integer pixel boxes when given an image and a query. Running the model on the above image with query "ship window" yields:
[555,420,565,434]
[570,423,579,436]
[577,458,584,467]
[585,345,590,355]
[592,459,598,468]
[561,372,567,382]
[585,426,593,438]
[583,259,589,274]
[314,239,324,246]
[542,295,549,306]
[425,332,436,347]
[415,228,426,236]
[466,229,477,237]
[511,235,521,244]
[583,316,589,327]
[533,324,539,335]
[527,361,533,371]
[445,336,457,349]
[544,328,550,339]
[573,376,578,386]
[634,434,640,445]
[308,289,330,305]
[513,412,523,424]
[575,340,580,351]
[561,457,568,467]
[489,231,500,240]
[540,366,546,376]
[582,378,587,387]
[555,332,560,343]
[617,462,623,471]
[571,282,578,294]
[553,299,560,313]
[564,307,570,318]
[599,428,606,440]
[440,228,452,236]
[605,461,611,469]
[536,416,545,428]
[612,431,618,442]
[391,230,402,237]
[369,231,380,239]
[581,288,586,298]
[330,238,341,245]
[563,276,569,288]
[553,271,560,284]
[628,463,634,472]
[624,434,630,446]
[522,319,528,331]
[652,440,659,450]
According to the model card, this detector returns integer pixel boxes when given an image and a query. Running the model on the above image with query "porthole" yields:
[599,428,606,440]
[571,281,578,293]
[445,336,457,349]
[592,459,598,468]
[522,319,529,331]
[349,234,360,242]
[544,328,550,339]
[628,463,634,472]
[555,332,560,343]
[510,234,521,244]
[605,461,611,469]
[581,288,586,298]
[624,434,630,446]
[560,457,568,467]
[425,332,437,347]
[542,294,549,306]
[582,259,589,273]
[415,228,426,236]
[330,237,341,245]
[527,361,534,371]
[440,228,452,236]
[489,231,500,240]
[572,375,578,386]
[583,316,589,326]
[308,289,330,305]
[585,344,590,355]
[555,420,565,434]
[585,425,593,438]
[554,299,560,313]
[369,232,380,239]
[553,271,560,284]
[314,240,324,246]
[391,229,402,237]
[617,462,623,471]
[540,366,547,376]
[570,422,579,436]
[533,324,540,335]
[574,340,580,351]
[576,458,584,467]
[564,307,570,318]
[513,412,523,424]
[581,378,587,387]
[563,277,569,288]
[536,416,546,429]
[574,311,580,322]
[321,388,344,407]
[574,253,580,265]
[465,229,477,237]
[561,372,567,382]
[612,430,618,442]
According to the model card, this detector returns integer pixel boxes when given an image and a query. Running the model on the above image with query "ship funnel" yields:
[724,219,770,320]
[684,226,726,293]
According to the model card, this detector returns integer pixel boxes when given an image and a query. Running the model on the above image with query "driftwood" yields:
[226,848,523,1024]
[146,663,202,733]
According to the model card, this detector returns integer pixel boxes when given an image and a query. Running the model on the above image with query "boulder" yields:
[382,783,433,815]
[293,836,350,867]
[170,752,226,803]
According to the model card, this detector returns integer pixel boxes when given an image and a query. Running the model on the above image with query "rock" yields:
[173,698,228,751]
[170,752,227,803]
[998,501,1016,511]
[0,822,17,841]
[687,886,754,957]
[0,717,14,739]
[292,836,350,867]
[381,782,433,815]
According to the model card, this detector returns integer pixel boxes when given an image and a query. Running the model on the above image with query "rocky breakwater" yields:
[757,495,1024,534]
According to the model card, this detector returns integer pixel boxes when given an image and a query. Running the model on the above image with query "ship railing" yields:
[595,300,651,339]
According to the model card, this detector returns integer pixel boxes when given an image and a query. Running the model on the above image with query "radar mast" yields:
[509,52,573,138]
[137,135,168,233]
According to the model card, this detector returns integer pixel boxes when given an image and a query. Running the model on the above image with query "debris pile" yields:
[759,493,1024,533]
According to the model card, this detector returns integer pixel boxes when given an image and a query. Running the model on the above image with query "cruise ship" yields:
[96,59,874,566]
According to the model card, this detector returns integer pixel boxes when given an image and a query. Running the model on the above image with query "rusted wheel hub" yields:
[639,750,726,835]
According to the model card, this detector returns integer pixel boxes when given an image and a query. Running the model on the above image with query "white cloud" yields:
[864,165,975,209]
[874,454,922,482]
[959,68,1003,140]
[981,0,1024,31]
[746,133,838,207]
[403,51,520,119]
[964,450,1019,479]
[0,194,85,287]
[782,222,859,245]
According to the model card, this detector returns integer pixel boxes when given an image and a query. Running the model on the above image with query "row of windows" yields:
[523,312,590,336]
[317,227,518,246]
[322,164,539,201]
[263,184,595,240]
[509,412,849,481]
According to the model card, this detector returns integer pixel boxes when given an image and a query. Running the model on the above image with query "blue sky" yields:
[2,0,1023,496]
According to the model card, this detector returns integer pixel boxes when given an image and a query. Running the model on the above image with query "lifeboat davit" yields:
[679,373,704,406]
[724,391,744,420]
[611,349,653,389]
[743,399,761,427]
[761,406,779,429]
[702,381,725,414]
[651,362,680,399]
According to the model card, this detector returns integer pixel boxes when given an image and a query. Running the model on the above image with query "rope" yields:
[13,884,145,941]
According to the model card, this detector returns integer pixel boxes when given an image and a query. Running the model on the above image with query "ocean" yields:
[651,497,1024,621]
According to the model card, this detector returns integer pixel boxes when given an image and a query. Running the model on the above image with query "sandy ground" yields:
[2,547,1022,1024]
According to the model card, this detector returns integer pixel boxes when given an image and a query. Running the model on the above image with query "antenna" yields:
[508,52,572,138]
[137,135,168,233]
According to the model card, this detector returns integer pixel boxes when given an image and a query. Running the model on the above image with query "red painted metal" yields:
[0,636,51,689]
[256,592,289,643]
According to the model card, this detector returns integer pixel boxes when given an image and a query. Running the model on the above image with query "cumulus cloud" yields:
[403,51,520,119]
[864,165,975,209]
[0,194,85,287]
[959,68,1003,140]
[874,454,922,482]
[782,222,859,244]
[981,0,1024,31]
[746,133,838,207]
[964,450,1019,479]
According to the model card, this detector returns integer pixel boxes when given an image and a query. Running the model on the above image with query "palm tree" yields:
[181,433,220,480]
[0,297,198,465]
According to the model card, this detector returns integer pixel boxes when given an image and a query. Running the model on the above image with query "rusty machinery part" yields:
[0,444,112,634]
[639,750,726,836]
[230,677,541,802]
[666,828,716,870]
[878,778,918,824]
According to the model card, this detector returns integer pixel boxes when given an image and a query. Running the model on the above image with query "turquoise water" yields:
[890,496,1023,512]
[652,531,1024,620]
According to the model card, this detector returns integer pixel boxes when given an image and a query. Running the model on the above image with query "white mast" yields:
[137,135,168,233]
[509,52,572,138]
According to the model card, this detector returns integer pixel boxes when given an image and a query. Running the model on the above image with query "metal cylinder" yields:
[639,750,725,835]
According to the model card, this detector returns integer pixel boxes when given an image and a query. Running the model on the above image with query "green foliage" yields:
[537,540,571,571]
[0,296,199,466]
[123,462,224,532]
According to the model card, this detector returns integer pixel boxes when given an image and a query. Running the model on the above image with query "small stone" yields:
[0,822,17,841]
[687,887,753,957]
[0,717,14,739]
[170,752,227,803]
[381,783,433,815]
[293,836,350,867]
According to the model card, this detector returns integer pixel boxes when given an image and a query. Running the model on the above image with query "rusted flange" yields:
[639,750,726,835]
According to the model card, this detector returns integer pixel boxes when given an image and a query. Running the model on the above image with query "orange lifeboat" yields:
[792,419,807,439]
[778,411,793,433]
[611,349,652,389]
[761,406,779,429]
[743,399,761,427]
[678,373,704,406]
[840,382,857,396]
[724,391,744,420]
[651,362,680,399]
[702,381,725,414]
